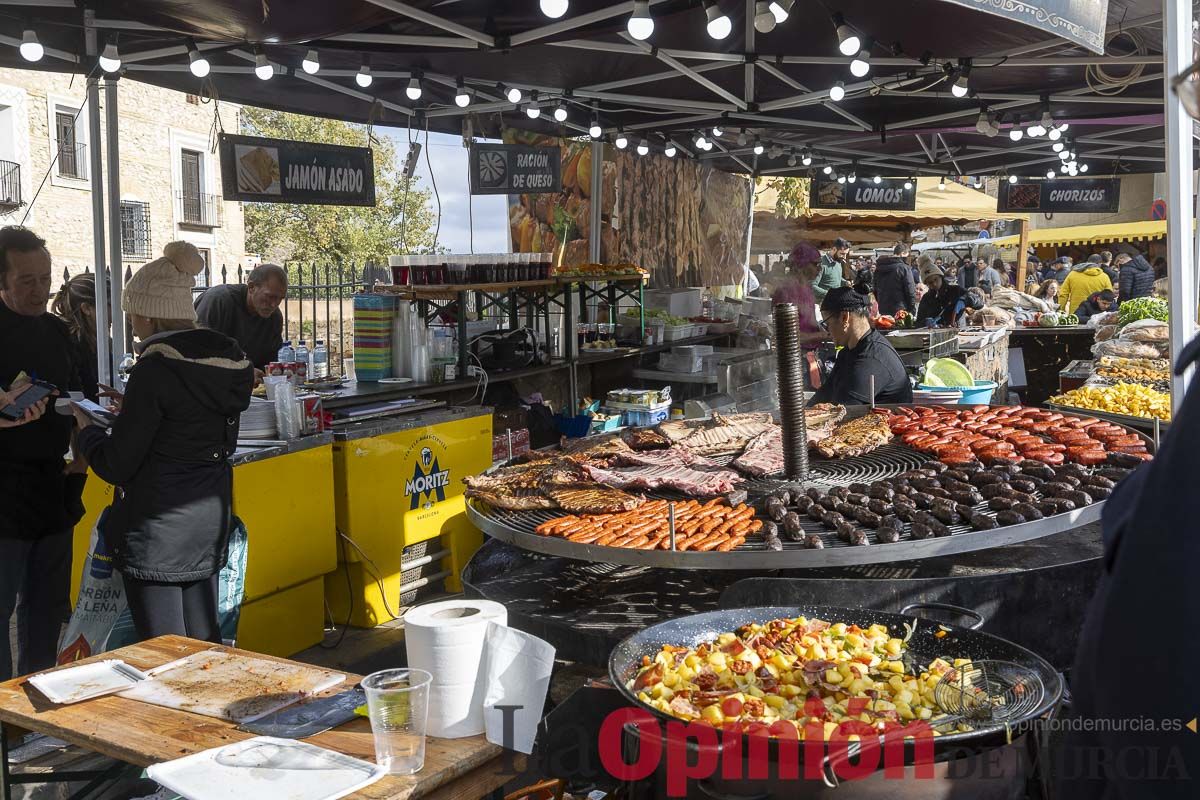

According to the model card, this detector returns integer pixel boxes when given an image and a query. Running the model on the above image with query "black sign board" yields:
[469,143,561,195]
[937,0,1109,55]
[997,179,1121,214]
[218,133,375,206]
[809,179,916,211]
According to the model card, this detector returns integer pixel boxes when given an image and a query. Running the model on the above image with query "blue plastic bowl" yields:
[917,380,998,405]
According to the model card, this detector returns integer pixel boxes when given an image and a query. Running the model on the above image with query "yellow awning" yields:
[989,219,1167,248]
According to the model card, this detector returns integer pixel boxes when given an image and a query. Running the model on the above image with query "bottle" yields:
[277,340,295,364]
[117,353,135,390]
[311,339,329,379]
[294,340,309,370]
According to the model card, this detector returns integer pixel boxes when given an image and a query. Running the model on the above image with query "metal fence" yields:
[0,159,20,209]
[61,261,366,376]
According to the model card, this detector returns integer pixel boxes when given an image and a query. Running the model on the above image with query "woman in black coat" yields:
[74,242,252,643]
[52,273,99,401]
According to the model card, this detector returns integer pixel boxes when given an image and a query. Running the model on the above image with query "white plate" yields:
[377,377,413,384]
[29,660,151,704]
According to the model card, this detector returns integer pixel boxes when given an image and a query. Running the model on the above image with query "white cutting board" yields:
[119,649,345,724]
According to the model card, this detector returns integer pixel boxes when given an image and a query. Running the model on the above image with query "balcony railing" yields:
[0,160,19,210]
[176,190,221,228]
[56,141,87,180]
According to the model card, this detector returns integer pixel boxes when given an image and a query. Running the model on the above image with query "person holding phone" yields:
[0,226,82,681]
[75,241,253,644]
[0,385,50,428]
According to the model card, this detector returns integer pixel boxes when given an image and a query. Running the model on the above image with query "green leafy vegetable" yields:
[1118,297,1168,325]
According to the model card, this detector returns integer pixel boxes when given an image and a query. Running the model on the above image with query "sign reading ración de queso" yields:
[469,143,561,195]
[997,178,1121,214]
[809,178,916,212]
[218,133,376,206]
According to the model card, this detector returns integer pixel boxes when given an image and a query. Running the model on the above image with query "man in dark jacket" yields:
[1074,289,1115,324]
[1116,252,1156,304]
[1058,337,1200,800]
[873,243,917,317]
[0,226,82,680]
[195,263,286,370]
[957,258,980,289]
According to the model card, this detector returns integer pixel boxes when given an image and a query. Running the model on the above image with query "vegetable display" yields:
[1050,383,1171,422]
[1117,297,1169,325]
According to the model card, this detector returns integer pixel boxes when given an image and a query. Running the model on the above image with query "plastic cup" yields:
[391,256,410,286]
[362,668,431,775]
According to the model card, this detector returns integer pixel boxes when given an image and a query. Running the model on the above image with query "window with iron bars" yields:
[120,200,153,260]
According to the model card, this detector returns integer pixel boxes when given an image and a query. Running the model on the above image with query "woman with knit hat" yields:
[73,242,253,643]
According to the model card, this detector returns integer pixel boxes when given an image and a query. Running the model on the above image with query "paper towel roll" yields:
[404,599,508,738]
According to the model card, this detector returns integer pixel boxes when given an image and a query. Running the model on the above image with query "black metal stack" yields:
[773,303,809,481]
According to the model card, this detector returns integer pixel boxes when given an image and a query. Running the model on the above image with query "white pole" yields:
[1164,0,1195,412]
[83,12,110,387]
[104,78,126,376]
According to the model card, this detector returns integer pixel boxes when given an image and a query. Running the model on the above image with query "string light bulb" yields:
[787,152,797,167]
[636,138,649,156]
[712,124,724,137]
[99,42,121,73]
[704,1,732,40]
[832,13,860,56]
[823,165,833,175]
[254,51,273,80]
[848,171,857,184]
[903,179,913,190]
[837,175,847,184]
[753,138,764,155]
[951,68,970,98]
[615,130,628,149]
[302,48,320,74]
[540,0,569,19]
[589,119,602,139]
[455,78,471,108]
[754,1,777,34]
[19,29,43,62]
[554,102,568,122]
[770,0,794,24]
[873,174,882,184]
[525,94,541,119]
[628,1,655,40]
[1052,140,1065,152]
[501,84,523,103]
[829,81,845,102]
[938,176,946,191]
[1080,163,1088,172]
[1009,126,1023,142]
[1008,174,1018,184]
[1046,169,1056,179]
[850,42,871,78]
[404,72,421,99]
[801,150,812,166]
[664,142,676,158]
[188,44,210,78]
[1048,127,1062,141]
[972,176,983,188]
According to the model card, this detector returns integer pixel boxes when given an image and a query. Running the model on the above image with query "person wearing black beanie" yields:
[810,282,912,406]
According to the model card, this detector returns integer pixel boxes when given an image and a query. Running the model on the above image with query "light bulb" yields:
[553,104,567,122]
[753,141,765,155]
[1048,127,1062,141]
[696,135,709,148]
[1040,110,1054,128]
[1008,174,1017,184]
[356,66,374,89]
[615,133,628,149]
[903,179,913,190]
[829,81,845,102]
[1057,122,1070,131]
[188,47,210,78]
[769,145,781,158]
[873,175,882,184]
[19,30,43,62]
[636,139,649,156]
[973,177,983,188]
[736,131,748,146]
[754,1,777,34]
[788,153,797,167]
[254,53,273,80]
[701,139,713,151]
[1026,122,1041,137]
[1046,169,1056,179]
[801,152,812,166]
[540,0,569,19]
[405,74,426,98]
[823,165,833,175]
[938,177,946,191]
[833,14,860,56]
[951,78,969,98]
[1052,141,1065,152]
[1059,150,1070,161]
[589,121,602,139]
[506,86,523,103]
[975,111,991,135]
[665,143,676,158]
[712,125,723,137]
[99,42,121,73]
[705,1,732,40]
[1080,163,1088,172]
[770,0,793,24]
[1009,128,1023,142]
[455,79,471,107]
[302,49,320,74]
[848,172,857,184]
[837,175,846,184]
[850,48,870,78]
[628,1,655,40]
[526,103,541,119]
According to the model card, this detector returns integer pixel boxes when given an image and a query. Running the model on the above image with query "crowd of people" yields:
[0,225,288,682]
[758,238,1164,329]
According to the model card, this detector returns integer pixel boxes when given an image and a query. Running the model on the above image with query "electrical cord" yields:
[337,529,404,621]
[398,124,414,252]
[1086,23,1147,95]
[318,532,355,650]
[423,116,442,250]
[467,349,488,403]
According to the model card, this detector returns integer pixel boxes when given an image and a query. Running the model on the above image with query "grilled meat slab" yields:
[545,486,645,514]
[621,428,672,450]
[583,462,743,495]
[467,488,558,511]
[612,445,717,469]
[814,413,894,459]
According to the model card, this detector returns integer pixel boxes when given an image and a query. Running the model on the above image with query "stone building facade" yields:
[0,68,247,285]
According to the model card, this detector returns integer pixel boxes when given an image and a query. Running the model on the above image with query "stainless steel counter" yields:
[231,432,335,466]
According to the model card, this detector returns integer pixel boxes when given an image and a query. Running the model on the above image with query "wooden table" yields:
[0,636,520,800]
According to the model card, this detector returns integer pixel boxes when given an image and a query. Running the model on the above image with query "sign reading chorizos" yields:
[998,179,1121,214]
[219,133,376,206]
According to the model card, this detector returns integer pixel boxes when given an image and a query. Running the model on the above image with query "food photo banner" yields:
[219,134,375,206]
[809,179,916,212]
[998,178,1121,214]
[471,143,562,195]
[937,0,1109,54]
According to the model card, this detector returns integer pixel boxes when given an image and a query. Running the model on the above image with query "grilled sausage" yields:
[760,520,779,540]
[1017,461,1057,480]
[1083,485,1111,500]
[766,497,787,522]
[930,505,960,525]
[943,469,972,484]
[910,522,934,540]
[1035,500,1063,517]
[981,484,1013,500]
[793,495,814,513]
[764,535,783,552]
[909,477,941,491]
[1040,482,1074,498]
[782,512,805,541]
[927,461,949,474]
[1008,479,1037,495]
[970,472,1004,487]
[911,492,937,510]
[1064,490,1094,507]
[808,504,829,522]
[1094,467,1131,482]
[848,482,872,495]
[852,508,882,528]
[948,490,983,506]
[845,492,869,507]
[1012,502,1044,521]
[895,505,918,523]
[848,529,870,546]
[835,519,858,542]
[771,489,792,506]
[806,487,827,502]
[828,486,851,501]
[1081,475,1115,490]
[867,498,892,516]
[995,510,1027,526]
[988,496,1017,512]
[969,513,1000,530]
[868,485,896,501]
[803,534,825,549]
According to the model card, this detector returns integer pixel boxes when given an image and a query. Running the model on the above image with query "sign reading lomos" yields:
[998,179,1121,214]
[809,179,916,211]
[218,133,375,206]
[469,143,561,195]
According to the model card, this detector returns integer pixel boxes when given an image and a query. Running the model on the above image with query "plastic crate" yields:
[658,353,704,373]
[662,324,694,341]
[689,323,709,337]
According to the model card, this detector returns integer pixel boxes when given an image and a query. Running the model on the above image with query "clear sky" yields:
[380,127,510,254]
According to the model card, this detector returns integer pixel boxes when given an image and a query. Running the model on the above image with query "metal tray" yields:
[1045,401,1168,435]
[466,405,1146,569]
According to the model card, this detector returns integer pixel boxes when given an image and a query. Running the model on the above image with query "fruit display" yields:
[1022,311,1079,327]
[1049,383,1171,422]
[1096,363,1170,385]
[1117,297,1168,325]
[1097,355,1170,372]
[555,262,648,279]
[645,308,691,326]
[881,405,1153,465]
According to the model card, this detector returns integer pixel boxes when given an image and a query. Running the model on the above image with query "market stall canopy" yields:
[0,0,1175,179]
[751,177,1025,249]
[989,218,1169,248]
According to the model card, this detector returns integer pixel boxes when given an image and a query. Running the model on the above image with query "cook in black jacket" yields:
[811,283,912,405]
[873,243,916,317]
[76,242,253,643]
[0,226,87,680]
